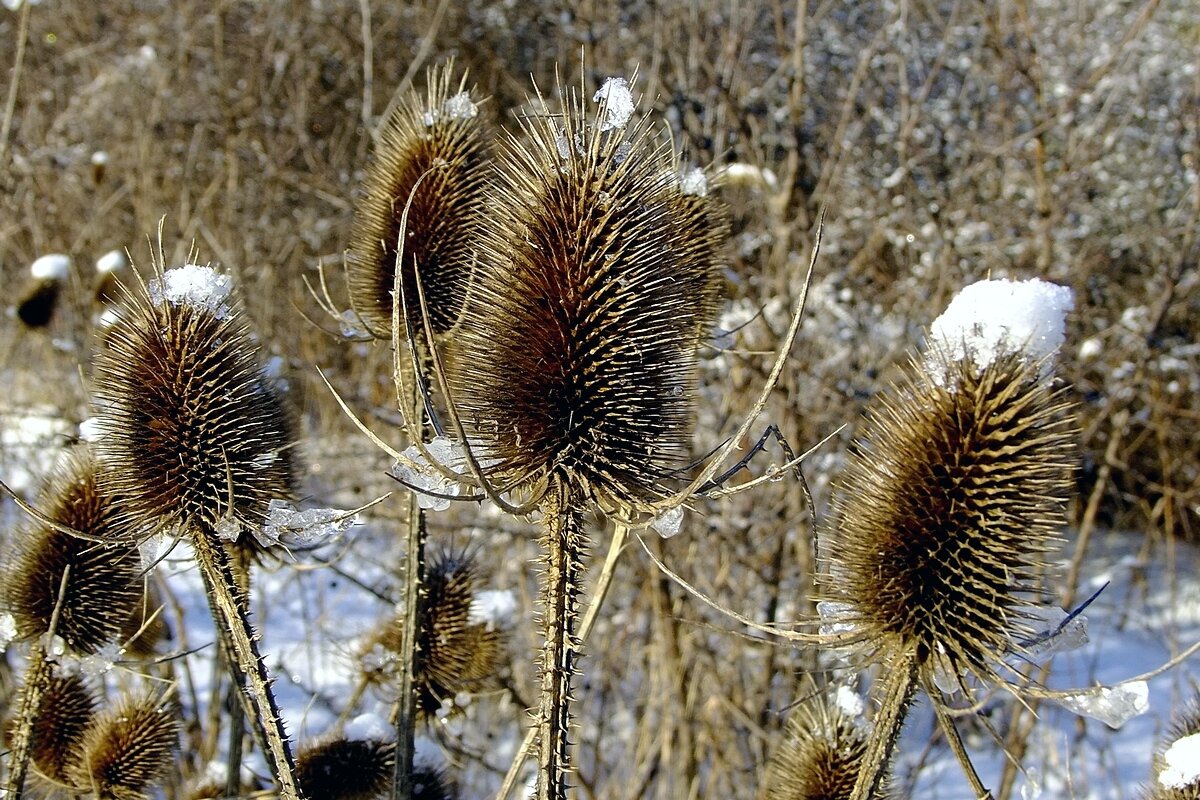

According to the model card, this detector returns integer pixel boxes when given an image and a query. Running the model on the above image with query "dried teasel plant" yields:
[16,253,71,329]
[91,247,302,799]
[24,672,96,788]
[66,689,180,800]
[355,548,505,718]
[760,681,889,800]
[1,445,142,799]
[1144,690,1200,799]
[819,279,1078,800]
[294,736,454,800]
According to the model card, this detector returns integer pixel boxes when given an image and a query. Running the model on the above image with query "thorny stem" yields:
[224,548,253,799]
[849,650,918,800]
[190,527,302,800]
[391,491,425,800]
[928,682,993,800]
[536,483,587,800]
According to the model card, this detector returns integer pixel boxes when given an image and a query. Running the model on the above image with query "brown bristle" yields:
[3,446,142,654]
[92,265,297,543]
[28,673,96,784]
[295,737,394,800]
[346,60,491,338]
[363,550,504,717]
[17,279,62,328]
[119,585,170,658]
[68,690,180,799]
[449,84,726,511]
[824,353,1076,680]
[760,687,886,800]
[1145,691,1200,799]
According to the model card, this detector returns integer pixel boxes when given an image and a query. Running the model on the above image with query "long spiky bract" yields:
[346,60,491,340]
[448,78,725,800]
[67,690,180,800]
[824,352,1076,800]
[761,686,887,800]
[92,260,302,799]
[2,446,141,800]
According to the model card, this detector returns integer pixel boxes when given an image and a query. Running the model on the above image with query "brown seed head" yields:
[450,81,727,511]
[28,672,97,784]
[346,60,492,339]
[68,690,179,799]
[1145,691,1200,799]
[92,264,297,543]
[295,737,394,800]
[3,446,142,654]
[760,686,886,800]
[824,353,1076,681]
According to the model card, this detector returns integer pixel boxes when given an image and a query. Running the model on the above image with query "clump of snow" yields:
[1056,680,1149,728]
[345,712,393,742]
[835,684,864,718]
[90,150,109,166]
[651,505,684,538]
[679,168,708,197]
[214,516,242,543]
[1160,732,1200,788]
[443,91,478,120]
[259,499,357,548]
[3,0,43,11]
[470,590,517,630]
[722,162,779,190]
[43,633,67,660]
[925,278,1074,382]
[593,77,634,131]
[148,264,234,318]
[95,249,126,274]
[31,253,71,281]
[0,613,17,652]
[816,600,858,636]
[390,436,494,512]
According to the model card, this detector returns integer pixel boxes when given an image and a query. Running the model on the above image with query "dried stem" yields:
[849,651,917,800]
[390,490,425,800]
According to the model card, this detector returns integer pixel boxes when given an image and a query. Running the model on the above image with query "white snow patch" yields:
[1160,732,1200,788]
[443,91,478,120]
[835,685,864,718]
[470,590,517,630]
[650,505,684,538]
[593,77,634,131]
[95,249,127,274]
[722,162,778,190]
[90,150,109,166]
[0,613,17,652]
[926,278,1074,382]
[1056,680,1149,729]
[31,253,70,280]
[679,167,708,197]
[148,264,234,318]
[3,0,43,10]
[345,712,393,742]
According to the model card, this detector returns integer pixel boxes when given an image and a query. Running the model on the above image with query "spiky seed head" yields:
[92,263,297,544]
[28,673,97,784]
[68,691,179,799]
[295,737,394,800]
[346,60,491,339]
[824,353,1076,681]
[760,688,885,800]
[1146,691,1200,799]
[362,550,504,717]
[3,446,142,654]
[449,81,727,511]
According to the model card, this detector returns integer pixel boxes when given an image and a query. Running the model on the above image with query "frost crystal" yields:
[926,278,1074,382]
[79,643,122,677]
[95,249,127,274]
[0,613,16,652]
[389,436,494,511]
[470,590,517,630]
[593,77,634,131]
[679,167,708,197]
[835,685,864,718]
[338,309,369,338]
[215,516,242,543]
[139,533,172,570]
[259,499,356,548]
[31,253,71,281]
[443,91,478,120]
[1160,732,1200,788]
[816,600,858,636]
[1056,680,1149,728]
[650,505,684,538]
[148,264,234,318]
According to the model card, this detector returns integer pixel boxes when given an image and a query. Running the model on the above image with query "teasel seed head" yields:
[760,685,886,800]
[1145,690,1200,798]
[92,262,298,545]
[824,351,1076,683]
[27,672,97,785]
[17,253,71,329]
[346,60,491,339]
[295,737,393,800]
[362,549,505,717]
[67,690,180,799]
[3,446,142,654]
[450,80,727,512]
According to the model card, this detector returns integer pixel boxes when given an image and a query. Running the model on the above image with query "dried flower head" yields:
[346,60,491,339]
[1146,691,1200,799]
[17,254,71,329]
[3,446,141,654]
[93,262,297,543]
[67,690,179,799]
[825,352,1076,683]
[295,737,394,800]
[449,81,726,512]
[760,686,886,800]
[27,673,97,784]
[362,549,504,716]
